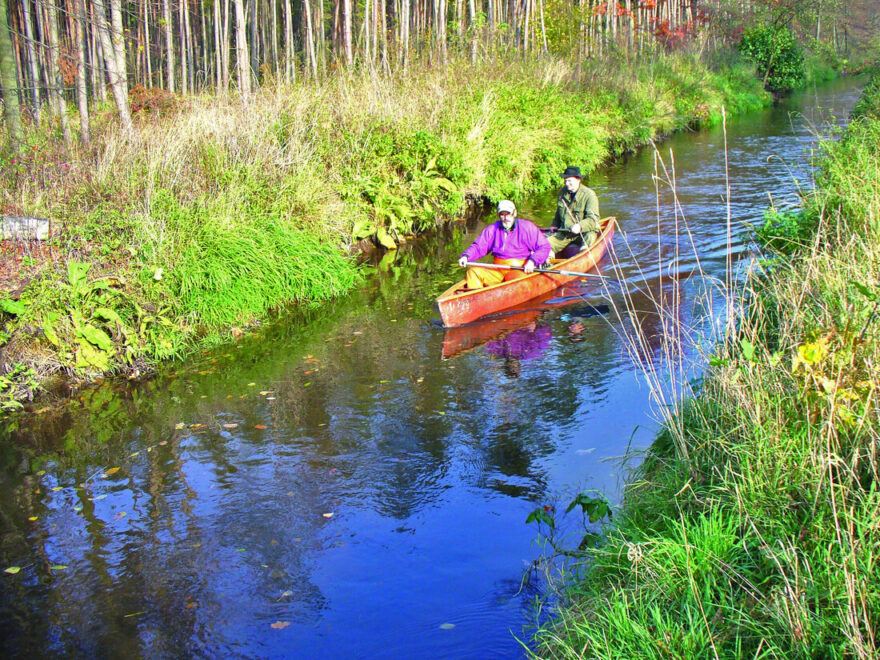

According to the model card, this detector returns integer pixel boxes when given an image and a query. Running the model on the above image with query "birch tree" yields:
[0,0,22,150]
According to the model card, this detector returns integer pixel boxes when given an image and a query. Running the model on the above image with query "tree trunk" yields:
[162,0,175,91]
[20,0,41,122]
[179,0,189,93]
[93,0,133,127]
[109,0,127,87]
[234,0,252,94]
[343,0,352,65]
[75,0,90,144]
[222,0,231,88]
[44,0,72,144]
[0,0,22,150]
[304,0,319,77]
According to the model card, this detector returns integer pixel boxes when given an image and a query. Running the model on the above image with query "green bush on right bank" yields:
[532,68,880,658]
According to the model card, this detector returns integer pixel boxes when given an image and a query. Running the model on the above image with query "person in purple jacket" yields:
[456,200,552,290]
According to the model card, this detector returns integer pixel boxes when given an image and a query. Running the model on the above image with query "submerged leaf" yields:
[270,621,290,630]
[4,566,21,575]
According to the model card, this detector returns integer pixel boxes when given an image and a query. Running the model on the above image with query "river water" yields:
[0,76,864,658]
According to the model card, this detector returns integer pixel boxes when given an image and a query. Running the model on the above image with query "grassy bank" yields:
[531,68,880,658]
[0,52,771,409]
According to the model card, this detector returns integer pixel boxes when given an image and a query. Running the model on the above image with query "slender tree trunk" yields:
[109,0,127,87]
[304,0,318,77]
[20,0,41,122]
[93,0,132,127]
[44,0,72,144]
[234,0,252,93]
[282,0,292,81]
[75,0,90,143]
[162,0,175,91]
[222,0,231,88]
[179,0,189,93]
[0,0,22,150]
[343,0,352,65]
[144,0,153,86]
[215,0,223,86]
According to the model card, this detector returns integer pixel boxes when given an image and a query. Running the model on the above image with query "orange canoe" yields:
[436,217,615,327]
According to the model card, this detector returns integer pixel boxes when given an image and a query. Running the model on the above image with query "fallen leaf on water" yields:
[293,537,302,542]
[91,494,107,501]
[36,470,46,476]
[328,468,338,475]
[114,512,127,520]
[254,424,268,430]
[186,602,197,609]
[28,516,38,522]
[322,512,334,519]
[159,441,168,446]
[439,623,456,630]
[175,423,186,430]
[576,448,596,455]
[103,467,121,477]
[129,452,139,458]
[52,486,63,492]
[50,565,68,570]
[237,548,245,552]
[279,590,293,599]
[270,621,290,630]
[222,423,239,430]
[4,566,21,574]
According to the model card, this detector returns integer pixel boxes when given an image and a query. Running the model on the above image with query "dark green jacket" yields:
[552,184,600,236]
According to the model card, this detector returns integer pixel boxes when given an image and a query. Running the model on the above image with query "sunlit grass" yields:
[531,70,880,658]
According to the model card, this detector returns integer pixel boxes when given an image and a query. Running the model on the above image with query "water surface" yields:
[0,76,864,658]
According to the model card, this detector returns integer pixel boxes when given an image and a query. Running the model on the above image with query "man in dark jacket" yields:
[548,166,600,257]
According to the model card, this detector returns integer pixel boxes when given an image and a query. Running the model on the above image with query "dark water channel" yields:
[0,77,864,658]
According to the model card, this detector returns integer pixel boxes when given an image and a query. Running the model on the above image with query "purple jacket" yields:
[461,218,551,265]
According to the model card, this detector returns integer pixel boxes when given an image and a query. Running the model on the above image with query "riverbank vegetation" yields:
[0,0,871,407]
[531,65,880,659]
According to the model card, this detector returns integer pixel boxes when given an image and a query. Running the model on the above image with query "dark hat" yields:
[561,166,582,179]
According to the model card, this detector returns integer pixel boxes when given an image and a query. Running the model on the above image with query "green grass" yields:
[0,50,772,403]
[531,66,880,659]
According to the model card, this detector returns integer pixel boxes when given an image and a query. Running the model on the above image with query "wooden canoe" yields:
[436,216,615,327]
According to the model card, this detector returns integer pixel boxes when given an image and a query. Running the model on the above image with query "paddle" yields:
[462,261,613,281]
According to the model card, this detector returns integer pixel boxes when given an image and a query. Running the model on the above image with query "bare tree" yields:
[0,0,22,150]
[93,0,132,127]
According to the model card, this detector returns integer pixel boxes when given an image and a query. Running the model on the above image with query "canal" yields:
[0,75,865,658]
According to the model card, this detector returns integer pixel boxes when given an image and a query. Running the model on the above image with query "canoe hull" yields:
[437,217,615,327]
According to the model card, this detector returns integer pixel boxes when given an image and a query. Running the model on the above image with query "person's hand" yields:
[570,222,582,235]
[458,255,468,268]
[523,259,535,274]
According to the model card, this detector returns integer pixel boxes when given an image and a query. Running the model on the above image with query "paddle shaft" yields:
[463,261,612,281]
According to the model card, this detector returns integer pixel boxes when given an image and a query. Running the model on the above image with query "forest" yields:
[0,0,874,149]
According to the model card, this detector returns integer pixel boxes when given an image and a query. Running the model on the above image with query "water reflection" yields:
[0,76,867,658]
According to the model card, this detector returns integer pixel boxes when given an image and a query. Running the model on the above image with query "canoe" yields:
[437,216,616,327]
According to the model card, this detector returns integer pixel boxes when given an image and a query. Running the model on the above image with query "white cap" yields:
[497,200,516,215]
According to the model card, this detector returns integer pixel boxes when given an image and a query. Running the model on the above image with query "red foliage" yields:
[593,2,608,15]
[128,85,179,115]
[617,5,631,16]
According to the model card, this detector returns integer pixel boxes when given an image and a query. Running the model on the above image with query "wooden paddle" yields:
[463,261,613,281]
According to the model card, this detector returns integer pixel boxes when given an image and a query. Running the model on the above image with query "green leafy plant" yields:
[739,26,805,93]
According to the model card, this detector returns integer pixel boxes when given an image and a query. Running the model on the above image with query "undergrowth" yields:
[531,67,879,659]
[0,51,771,405]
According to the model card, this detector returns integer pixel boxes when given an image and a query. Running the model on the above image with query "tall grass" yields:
[532,70,880,658]
[0,51,770,395]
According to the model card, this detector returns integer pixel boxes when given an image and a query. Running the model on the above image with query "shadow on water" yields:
[0,75,867,658]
